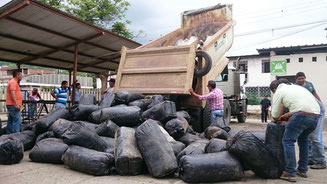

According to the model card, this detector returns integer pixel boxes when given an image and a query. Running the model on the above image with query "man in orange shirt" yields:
[6,70,23,134]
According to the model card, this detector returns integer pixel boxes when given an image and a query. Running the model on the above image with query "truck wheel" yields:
[223,99,231,127]
[237,99,247,123]
[202,101,212,131]
[194,50,212,77]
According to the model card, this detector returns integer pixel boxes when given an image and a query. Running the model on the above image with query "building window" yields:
[299,57,303,63]
[286,58,290,63]
[239,61,248,74]
[312,57,317,62]
[262,60,270,73]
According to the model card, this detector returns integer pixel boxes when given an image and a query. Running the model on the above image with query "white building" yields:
[228,43,327,108]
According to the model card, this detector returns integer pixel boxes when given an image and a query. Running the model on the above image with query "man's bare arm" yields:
[313,92,321,102]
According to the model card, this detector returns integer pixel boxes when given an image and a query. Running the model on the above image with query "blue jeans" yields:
[211,109,224,123]
[6,105,22,134]
[283,113,318,176]
[308,100,326,164]
[28,103,36,119]
[55,103,66,109]
[261,109,268,122]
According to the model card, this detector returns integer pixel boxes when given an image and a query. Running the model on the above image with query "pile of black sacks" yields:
[0,91,285,183]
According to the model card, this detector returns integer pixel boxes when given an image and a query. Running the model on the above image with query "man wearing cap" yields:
[27,88,42,120]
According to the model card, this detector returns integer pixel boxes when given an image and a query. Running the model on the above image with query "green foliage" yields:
[37,0,135,39]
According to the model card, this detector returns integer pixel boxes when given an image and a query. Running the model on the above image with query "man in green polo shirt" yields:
[295,72,326,169]
[270,80,320,182]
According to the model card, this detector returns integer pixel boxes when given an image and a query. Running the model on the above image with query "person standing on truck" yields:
[260,95,271,123]
[51,81,70,109]
[27,88,42,120]
[189,80,224,123]
[294,72,326,169]
[71,83,81,104]
[6,70,23,134]
[270,80,320,182]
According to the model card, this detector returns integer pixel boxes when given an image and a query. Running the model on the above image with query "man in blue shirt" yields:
[260,95,271,123]
[295,72,326,170]
[51,81,70,109]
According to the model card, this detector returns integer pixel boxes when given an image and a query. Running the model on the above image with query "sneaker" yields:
[310,163,327,169]
[308,160,315,165]
[296,170,308,178]
[280,171,296,182]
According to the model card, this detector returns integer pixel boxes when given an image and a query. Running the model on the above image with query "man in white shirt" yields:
[270,80,320,182]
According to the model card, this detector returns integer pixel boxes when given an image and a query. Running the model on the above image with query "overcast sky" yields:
[1,0,327,56]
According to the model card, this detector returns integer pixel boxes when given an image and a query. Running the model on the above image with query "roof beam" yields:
[78,53,121,70]
[0,0,30,20]
[5,16,117,52]
[0,47,111,71]
[19,32,104,64]
[0,33,118,65]
[0,57,104,74]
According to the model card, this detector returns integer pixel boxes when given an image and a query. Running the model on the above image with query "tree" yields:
[37,0,134,39]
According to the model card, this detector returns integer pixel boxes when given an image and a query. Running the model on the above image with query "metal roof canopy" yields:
[0,0,141,74]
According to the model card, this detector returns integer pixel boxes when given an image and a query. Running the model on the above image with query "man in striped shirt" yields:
[51,81,70,109]
[189,80,224,123]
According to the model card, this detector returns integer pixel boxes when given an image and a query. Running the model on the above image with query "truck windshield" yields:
[216,66,228,82]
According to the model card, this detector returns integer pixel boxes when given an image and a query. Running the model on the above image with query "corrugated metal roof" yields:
[0,0,141,74]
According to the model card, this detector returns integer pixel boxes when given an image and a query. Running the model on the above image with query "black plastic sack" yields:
[129,99,153,111]
[1,130,36,151]
[79,94,96,105]
[0,137,24,165]
[179,151,244,183]
[171,141,186,157]
[265,122,285,168]
[147,95,165,109]
[100,92,115,109]
[35,108,69,135]
[88,109,102,124]
[61,123,109,152]
[177,133,202,146]
[141,101,177,124]
[69,104,100,121]
[226,130,283,179]
[36,131,55,143]
[250,130,266,143]
[114,91,144,105]
[96,120,119,138]
[62,145,115,176]
[115,127,144,175]
[29,138,68,164]
[210,117,231,132]
[74,121,99,132]
[204,126,229,140]
[49,118,74,138]
[135,119,177,177]
[100,136,114,154]
[176,111,191,123]
[205,138,227,153]
[165,117,189,139]
[100,106,142,127]
[177,140,208,162]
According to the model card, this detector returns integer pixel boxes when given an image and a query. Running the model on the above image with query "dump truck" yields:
[114,4,247,132]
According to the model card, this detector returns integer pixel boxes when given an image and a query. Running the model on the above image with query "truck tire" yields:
[223,99,231,127]
[194,51,212,77]
[202,102,212,131]
[237,99,247,123]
